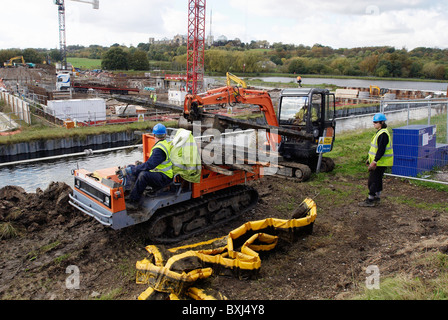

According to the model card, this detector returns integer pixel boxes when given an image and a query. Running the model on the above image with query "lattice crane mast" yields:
[54,0,99,70]
[186,0,206,95]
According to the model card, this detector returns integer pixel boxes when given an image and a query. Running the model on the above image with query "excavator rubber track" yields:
[276,157,335,182]
[320,157,335,173]
[146,185,259,244]
[276,161,312,182]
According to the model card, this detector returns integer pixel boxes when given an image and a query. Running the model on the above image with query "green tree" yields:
[435,65,446,80]
[130,50,149,70]
[359,55,379,75]
[287,57,309,74]
[101,47,129,70]
[0,49,22,64]
[330,57,351,75]
[176,46,187,56]
[375,60,392,77]
[49,49,62,63]
[236,51,264,73]
[409,61,423,78]
[22,48,44,64]
[137,42,150,51]
[205,50,234,73]
[270,55,282,66]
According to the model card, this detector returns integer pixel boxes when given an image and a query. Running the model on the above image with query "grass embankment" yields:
[0,120,178,145]
[353,252,448,300]
[313,116,448,299]
[67,58,102,70]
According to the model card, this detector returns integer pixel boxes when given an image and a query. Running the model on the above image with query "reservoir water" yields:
[0,148,142,193]
[256,77,448,92]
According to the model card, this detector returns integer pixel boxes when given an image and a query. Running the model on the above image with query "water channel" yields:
[1,77,447,192]
[0,148,142,193]
[255,77,448,92]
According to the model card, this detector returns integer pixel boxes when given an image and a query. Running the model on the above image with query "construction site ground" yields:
[1,166,448,301]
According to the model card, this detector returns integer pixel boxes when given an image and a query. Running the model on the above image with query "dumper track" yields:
[146,185,259,244]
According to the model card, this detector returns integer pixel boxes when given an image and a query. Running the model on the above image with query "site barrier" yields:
[0,91,31,125]
[379,99,448,181]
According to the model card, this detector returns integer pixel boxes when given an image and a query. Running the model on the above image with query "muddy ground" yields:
[1,171,448,300]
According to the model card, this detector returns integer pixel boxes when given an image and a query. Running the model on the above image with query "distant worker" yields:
[126,123,173,210]
[294,104,318,125]
[359,113,394,207]
[297,76,302,87]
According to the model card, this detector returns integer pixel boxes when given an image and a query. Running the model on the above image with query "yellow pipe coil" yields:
[136,197,317,300]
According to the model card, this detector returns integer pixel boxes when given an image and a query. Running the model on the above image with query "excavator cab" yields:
[277,88,336,171]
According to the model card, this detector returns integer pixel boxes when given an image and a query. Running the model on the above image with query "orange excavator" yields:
[182,75,336,181]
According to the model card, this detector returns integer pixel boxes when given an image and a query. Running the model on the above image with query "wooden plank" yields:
[204,164,234,176]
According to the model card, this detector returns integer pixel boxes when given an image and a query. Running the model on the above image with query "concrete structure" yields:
[168,90,187,105]
[0,112,19,132]
[149,34,188,46]
[45,98,106,123]
[0,91,32,125]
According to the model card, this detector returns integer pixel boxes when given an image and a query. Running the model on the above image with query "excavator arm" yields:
[226,72,247,88]
[182,83,320,154]
[183,86,283,150]
[183,86,279,127]
[4,56,25,67]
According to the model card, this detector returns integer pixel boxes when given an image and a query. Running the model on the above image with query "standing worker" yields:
[126,123,173,210]
[297,76,302,87]
[359,113,394,207]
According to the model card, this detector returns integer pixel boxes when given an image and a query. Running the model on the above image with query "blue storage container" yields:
[392,125,436,177]
[435,144,448,168]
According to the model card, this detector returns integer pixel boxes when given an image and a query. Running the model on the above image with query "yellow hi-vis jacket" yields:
[294,106,318,124]
[149,139,174,179]
[368,128,394,167]
[169,129,202,183]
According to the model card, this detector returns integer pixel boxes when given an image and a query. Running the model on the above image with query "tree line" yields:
[2,41,448,80]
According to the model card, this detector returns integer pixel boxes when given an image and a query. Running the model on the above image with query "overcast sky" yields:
[1,0,447,50]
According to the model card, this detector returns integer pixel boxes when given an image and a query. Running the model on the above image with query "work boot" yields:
[358,197,377,207]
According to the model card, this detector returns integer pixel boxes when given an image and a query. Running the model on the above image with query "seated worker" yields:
[127,123,173,210]
[294,105,318,125]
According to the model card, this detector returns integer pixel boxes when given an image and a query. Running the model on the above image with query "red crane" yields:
[186,0,206,95]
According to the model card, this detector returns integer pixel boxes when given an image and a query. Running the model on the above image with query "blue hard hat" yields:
[373,113,387,122]
[153,123,167,135]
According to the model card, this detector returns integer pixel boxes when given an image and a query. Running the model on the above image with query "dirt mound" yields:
[0,182,77,235]
[0,182,146,300]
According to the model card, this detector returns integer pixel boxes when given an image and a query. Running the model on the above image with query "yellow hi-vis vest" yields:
[149,139,174,179]
[368,128,394,167]
[169,129,202,183]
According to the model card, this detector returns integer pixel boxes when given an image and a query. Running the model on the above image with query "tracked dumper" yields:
[69,128,270,243]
